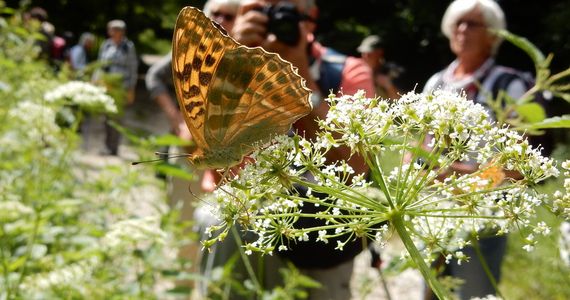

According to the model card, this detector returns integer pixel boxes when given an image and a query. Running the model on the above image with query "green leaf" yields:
[151,134,192,147]
[1,7,16,15]
[519,115,570,130]
[166,286,193,295]
[515,103,546,123]
[108,120,146,145]
[154,163,195,180]
[8,256,27,272]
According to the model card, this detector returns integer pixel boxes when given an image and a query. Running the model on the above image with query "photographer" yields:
[357,35,403,100]
[227,1,374,299]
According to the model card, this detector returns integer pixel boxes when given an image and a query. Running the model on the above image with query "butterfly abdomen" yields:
[191,147,245,169]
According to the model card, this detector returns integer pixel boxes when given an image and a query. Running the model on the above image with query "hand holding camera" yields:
[254,2,309,46]
[232,1,313,48]
[231,0,320,106]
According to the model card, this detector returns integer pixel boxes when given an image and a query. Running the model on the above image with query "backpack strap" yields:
[489,71,523,99]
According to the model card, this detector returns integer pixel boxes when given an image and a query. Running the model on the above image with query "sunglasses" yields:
[211,11,235,22]
[455,19,486,29]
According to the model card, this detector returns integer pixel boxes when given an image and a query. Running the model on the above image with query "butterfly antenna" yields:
[188,184,207,202]
[213,170,253,223]
[131,152,191,165]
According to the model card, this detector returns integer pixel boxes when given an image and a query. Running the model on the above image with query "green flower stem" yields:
[400,146,447,208]
[412,213,504,219]
[547,66,570,84]
[395,132,414,202]
[281,191,386,216]
[289,177,381,210]
[231,226,262,295]
[368,153,395,209]
[71,109,83,133]
[392,213,451,300]
[0,225,12,298]
[409,184,517,210]
[16,210,41,289]
[397,132,441,206]
[471,235,504,299]
[252,213,382,220]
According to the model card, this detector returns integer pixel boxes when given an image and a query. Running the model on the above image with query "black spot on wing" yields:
[255,72,266,82]
[204,54,216,67]
[199,72,212,86]
[185,101,203,112]
[184,85,201,98]
[192,56,203,70]
[211,41,223,52]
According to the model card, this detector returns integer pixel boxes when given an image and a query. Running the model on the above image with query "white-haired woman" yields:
[423,0,529,299]
[424,0,527,103]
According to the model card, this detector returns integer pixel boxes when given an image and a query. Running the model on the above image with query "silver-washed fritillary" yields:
[172,6,312,169]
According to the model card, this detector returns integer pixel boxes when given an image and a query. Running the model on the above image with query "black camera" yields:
[256,2,307,46]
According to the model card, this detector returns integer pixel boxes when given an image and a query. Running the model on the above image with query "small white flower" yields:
[317,230,329,243]
[0,201,34,222]
[455,251,467,265]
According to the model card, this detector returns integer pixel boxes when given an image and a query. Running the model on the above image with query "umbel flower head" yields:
[44,81,117,114]
[202,90,560,261]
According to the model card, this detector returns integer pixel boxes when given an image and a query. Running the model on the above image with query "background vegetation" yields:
[4,0,570,89]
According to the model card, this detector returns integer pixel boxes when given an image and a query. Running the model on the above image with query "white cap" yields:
[107,19,126,30]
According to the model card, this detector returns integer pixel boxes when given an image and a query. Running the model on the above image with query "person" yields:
[203,0,241,30]
[23,7,54,61]
[199,0,374,299]
[69,32,96,73]
[357,34,402,99]
[95,19,138,155]
[422,0,528,298]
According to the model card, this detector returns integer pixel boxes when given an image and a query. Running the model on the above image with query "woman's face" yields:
[450,7,495,61]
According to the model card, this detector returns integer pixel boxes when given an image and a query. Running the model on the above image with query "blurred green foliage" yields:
[2,0,569,90]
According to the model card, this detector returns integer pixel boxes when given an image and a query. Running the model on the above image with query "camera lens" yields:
[262,2,302,46]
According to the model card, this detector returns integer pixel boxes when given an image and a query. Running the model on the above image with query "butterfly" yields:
[172,6,312,169]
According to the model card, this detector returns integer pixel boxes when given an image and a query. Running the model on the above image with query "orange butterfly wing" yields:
[172,7,312,169]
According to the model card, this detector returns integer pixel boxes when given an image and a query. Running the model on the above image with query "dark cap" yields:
[357,35,383,53]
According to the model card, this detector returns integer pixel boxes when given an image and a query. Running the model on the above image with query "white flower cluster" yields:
[1,100,61,150]
[0,200,34,222]
[44,81,117,113]
[204,90,561,258]
[395,90,491,154]
[470,295,503,300]
[485,127,559,182]
[321,90,393,151]
[553,160,570,219]
[19,258,98,298]
[101,216,167,251]
[321,90,493,160]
